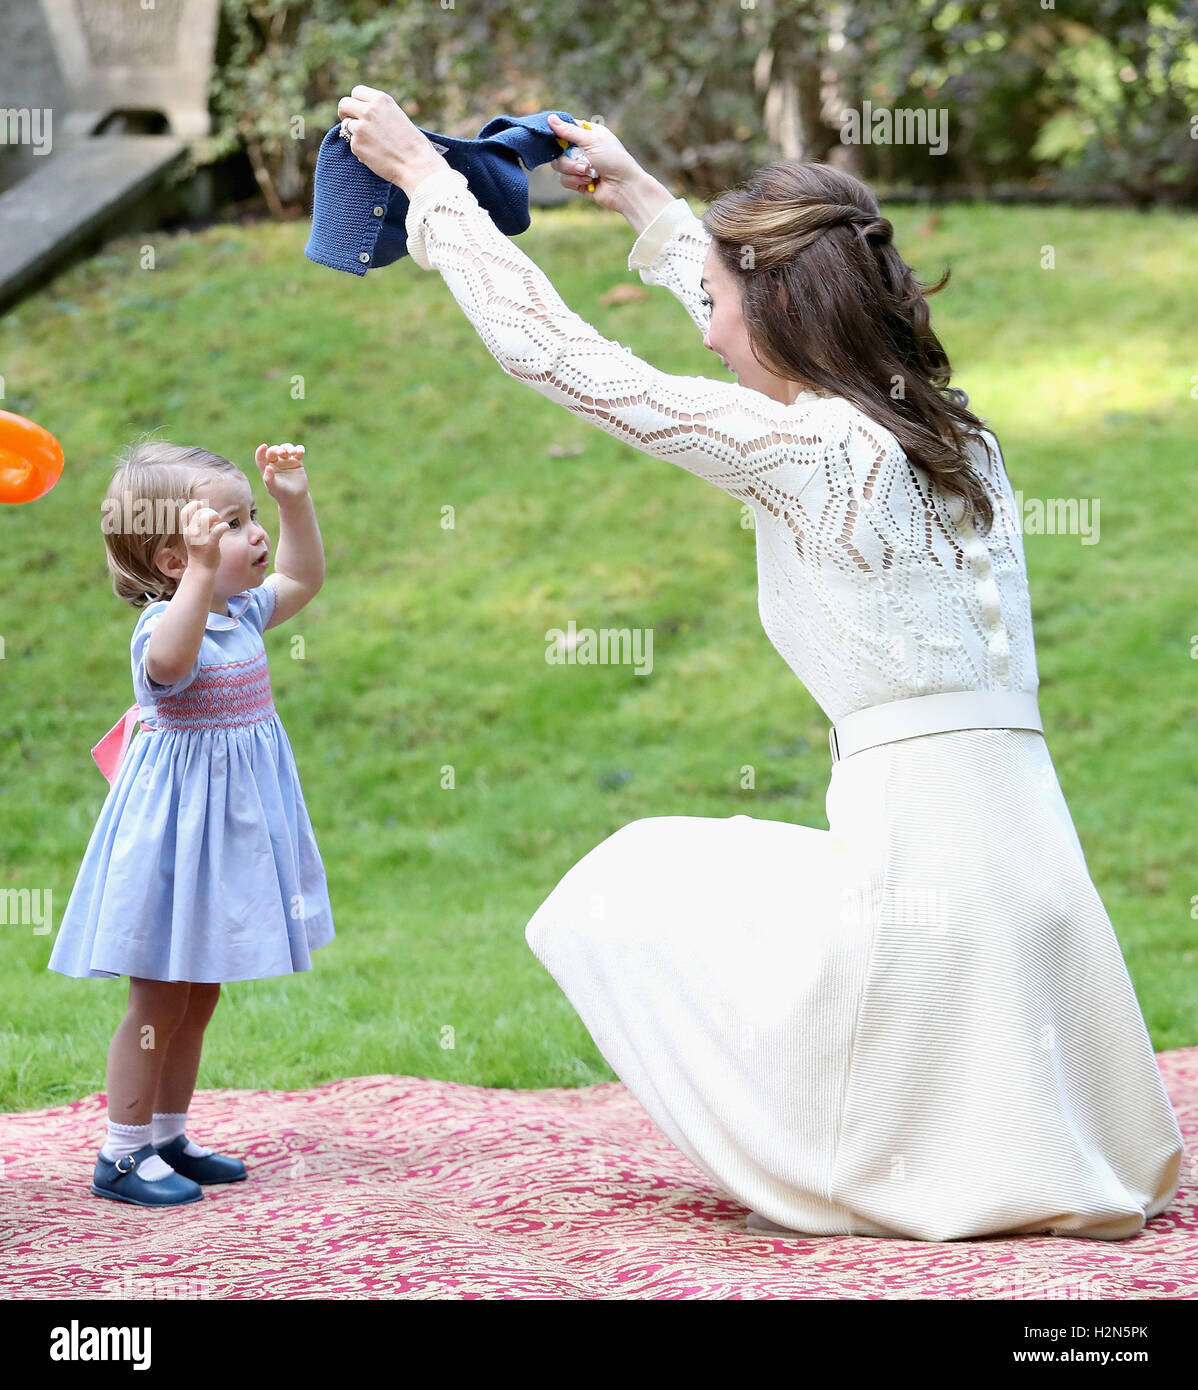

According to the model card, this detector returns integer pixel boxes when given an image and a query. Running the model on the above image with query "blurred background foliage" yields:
[199,0,1198,215]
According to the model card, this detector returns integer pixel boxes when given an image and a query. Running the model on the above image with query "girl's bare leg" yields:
[105,978,193,1125]
[153,982,221,1115]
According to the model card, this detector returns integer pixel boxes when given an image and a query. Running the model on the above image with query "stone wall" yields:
[0,1,66,192]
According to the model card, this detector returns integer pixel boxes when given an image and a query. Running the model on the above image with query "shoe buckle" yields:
[114,1154,137,1175]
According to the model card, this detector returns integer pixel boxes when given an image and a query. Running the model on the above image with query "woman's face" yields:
[701,247,803,405]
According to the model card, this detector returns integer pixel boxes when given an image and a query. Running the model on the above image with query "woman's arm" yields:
[620,172,676,237]
[546,116,711,333]
[400,164,835,505]
[332,86,838,504]
[626,196,714,338]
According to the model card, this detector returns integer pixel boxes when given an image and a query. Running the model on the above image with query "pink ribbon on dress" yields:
[92,704,141,784]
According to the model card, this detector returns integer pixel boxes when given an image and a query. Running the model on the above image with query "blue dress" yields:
[48,583,334,982]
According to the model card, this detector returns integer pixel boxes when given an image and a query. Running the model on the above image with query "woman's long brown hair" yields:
[702,161,995,534]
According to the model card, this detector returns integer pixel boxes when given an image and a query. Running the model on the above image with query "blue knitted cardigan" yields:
[304,110,580,275]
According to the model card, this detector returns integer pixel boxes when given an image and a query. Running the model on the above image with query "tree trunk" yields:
[755,0,842,165]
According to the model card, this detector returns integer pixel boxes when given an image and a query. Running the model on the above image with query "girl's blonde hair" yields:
[101,438,243,608]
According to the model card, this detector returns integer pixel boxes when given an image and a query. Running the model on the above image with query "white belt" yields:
[829,689,1043,764]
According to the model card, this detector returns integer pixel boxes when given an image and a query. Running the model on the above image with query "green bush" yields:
[197,0,1198,213]
[200,0,476,214]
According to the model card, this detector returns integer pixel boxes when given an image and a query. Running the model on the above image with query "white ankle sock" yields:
[152,1111,213,1158]
[100,1120,174,1182]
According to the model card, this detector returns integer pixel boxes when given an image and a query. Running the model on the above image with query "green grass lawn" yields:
[1,196,1194,1111]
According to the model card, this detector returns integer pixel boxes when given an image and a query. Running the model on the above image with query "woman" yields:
[336,86,1183,1241]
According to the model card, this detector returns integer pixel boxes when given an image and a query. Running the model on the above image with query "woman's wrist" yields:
[396,151,453,197]
[620,173,676,235]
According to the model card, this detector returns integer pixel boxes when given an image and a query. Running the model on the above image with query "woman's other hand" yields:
[546,114,648,214]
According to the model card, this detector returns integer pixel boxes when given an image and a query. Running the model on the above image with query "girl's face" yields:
[204,473,271,598]
[158,471,271,604]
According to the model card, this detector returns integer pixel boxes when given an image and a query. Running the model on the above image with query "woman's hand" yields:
[545,114,650,214]
[336,86,449,193]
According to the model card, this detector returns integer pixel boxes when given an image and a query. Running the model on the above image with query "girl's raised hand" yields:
[179,499,229,571]
[255,442,307,501]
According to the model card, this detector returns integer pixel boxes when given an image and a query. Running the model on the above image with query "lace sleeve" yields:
[403,166,833,505]
[626,196,713,337]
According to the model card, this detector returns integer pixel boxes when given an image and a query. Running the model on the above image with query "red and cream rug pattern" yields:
[3,1049,1194,1299]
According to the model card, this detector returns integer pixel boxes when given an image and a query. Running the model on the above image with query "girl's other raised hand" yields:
[178,499,229,571]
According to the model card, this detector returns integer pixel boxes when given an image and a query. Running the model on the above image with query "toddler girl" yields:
[48,438,334,1207]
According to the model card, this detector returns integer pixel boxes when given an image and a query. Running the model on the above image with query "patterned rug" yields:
[3,1048,1194,1299]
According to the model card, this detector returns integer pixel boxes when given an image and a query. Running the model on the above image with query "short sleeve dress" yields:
[48,581,334,983]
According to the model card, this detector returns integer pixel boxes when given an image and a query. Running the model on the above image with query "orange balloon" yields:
[0,410,64,505]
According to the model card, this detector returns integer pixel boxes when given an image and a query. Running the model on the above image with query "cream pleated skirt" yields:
[525,727,1183,1241]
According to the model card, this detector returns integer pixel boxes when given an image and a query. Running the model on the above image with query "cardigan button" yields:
[358,252,370,263]
[372,205,385,217]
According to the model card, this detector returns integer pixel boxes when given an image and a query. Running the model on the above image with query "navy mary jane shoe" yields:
[155,1134,247,1185]
[91,1143,203,1207]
